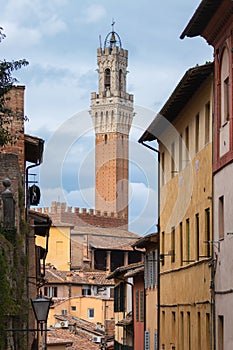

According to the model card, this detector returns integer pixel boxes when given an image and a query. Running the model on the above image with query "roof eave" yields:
[138,62,213,143]
[180,0,222,39]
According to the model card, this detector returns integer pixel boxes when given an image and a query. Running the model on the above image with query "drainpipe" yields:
[211,73,216,350]
[139,140,160,350]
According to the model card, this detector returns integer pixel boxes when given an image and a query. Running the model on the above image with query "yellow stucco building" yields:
[36,223,73,271]
[48,296,114,327]
[133,233,159,350]
[139,62,214,350]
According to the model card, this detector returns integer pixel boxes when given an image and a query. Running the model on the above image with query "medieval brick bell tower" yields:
[91,24,134,223]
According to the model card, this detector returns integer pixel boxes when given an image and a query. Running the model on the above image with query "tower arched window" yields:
[106,111,109,127]
[105,68,111,90]
[100,112,103,131]
[119,69,123,91]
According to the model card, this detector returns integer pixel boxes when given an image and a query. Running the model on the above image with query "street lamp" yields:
[31,297,51,350]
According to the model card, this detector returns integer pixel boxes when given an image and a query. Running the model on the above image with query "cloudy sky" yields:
[1,0,213,234]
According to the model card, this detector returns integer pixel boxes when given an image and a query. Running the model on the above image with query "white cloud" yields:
[40,187,68,207]
[128,182,158,234]
[1,22,41,48]
[83,4,107,23]
[40,15,67,36]
[39,186,95,210]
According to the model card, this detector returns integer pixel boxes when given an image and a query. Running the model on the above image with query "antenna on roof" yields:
[99,34,102,49]
[111,18,115,32]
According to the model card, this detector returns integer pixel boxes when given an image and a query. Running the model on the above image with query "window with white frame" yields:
[44,286,57,297]
[82,286,91,296]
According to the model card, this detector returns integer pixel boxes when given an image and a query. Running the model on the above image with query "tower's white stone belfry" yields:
[91,24,134,223]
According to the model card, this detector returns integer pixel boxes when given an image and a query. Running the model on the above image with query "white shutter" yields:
[154,250,158,287]
[154,331,158,350]
[144,255,148,289]
[149,252,153,287]
[145,330,150,350]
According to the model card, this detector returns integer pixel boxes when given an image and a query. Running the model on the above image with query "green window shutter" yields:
[140,290,144,322]
[136,290,139,321]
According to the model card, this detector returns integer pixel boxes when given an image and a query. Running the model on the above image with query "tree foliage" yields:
[0,27,29,146]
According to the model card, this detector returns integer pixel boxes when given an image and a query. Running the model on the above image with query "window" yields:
[149,252,154,287]
[205,208,211,257]
[71,306,76,311]
[114,282,125,312]
[161,231,165,266]
[187,312,191,350]
[145,331,150,350]
[82,287,91,296]
[172,312,176,340]
[218,315,224,350]
[219,196,224,239]
[145,251,158,288]
[186,219,190,263]
[106,111,109,126]
[162,311,165,342]
[140,290,144,322]
[154,332,158,350]
[195,213,200,261]
[119,69,123,91]
[185,126,189,166]
[61,309,67,316]
[180,222,183,266]
[179,133,183,172]
[104,134,107,144]
[171,142,175,178]
[198,312,201,349]
[205,102,210,144]
[161,152,165,185]
[88,308,94,318]
[44,286,57,298]
[180,311,184,350]
[206,313,210,350]
[195,113,200,153]
[136,290,139,321]
[136,290,144,322]
[223,77,229,122]
[104,68,111,90]
[171,227,175,263]
[221,48,230,124]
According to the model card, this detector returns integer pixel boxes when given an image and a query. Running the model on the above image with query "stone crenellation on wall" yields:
[34,201,127,228]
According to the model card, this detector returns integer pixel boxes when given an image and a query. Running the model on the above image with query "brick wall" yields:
[0,153,23,230]
[0,86,25,173]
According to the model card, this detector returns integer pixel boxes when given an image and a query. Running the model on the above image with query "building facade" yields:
[91,25,134,221]
[139,63,214,349]
[181,1,233,349]
[107,262,145,350]
[133,233,158,350]
[0,86,51,349]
